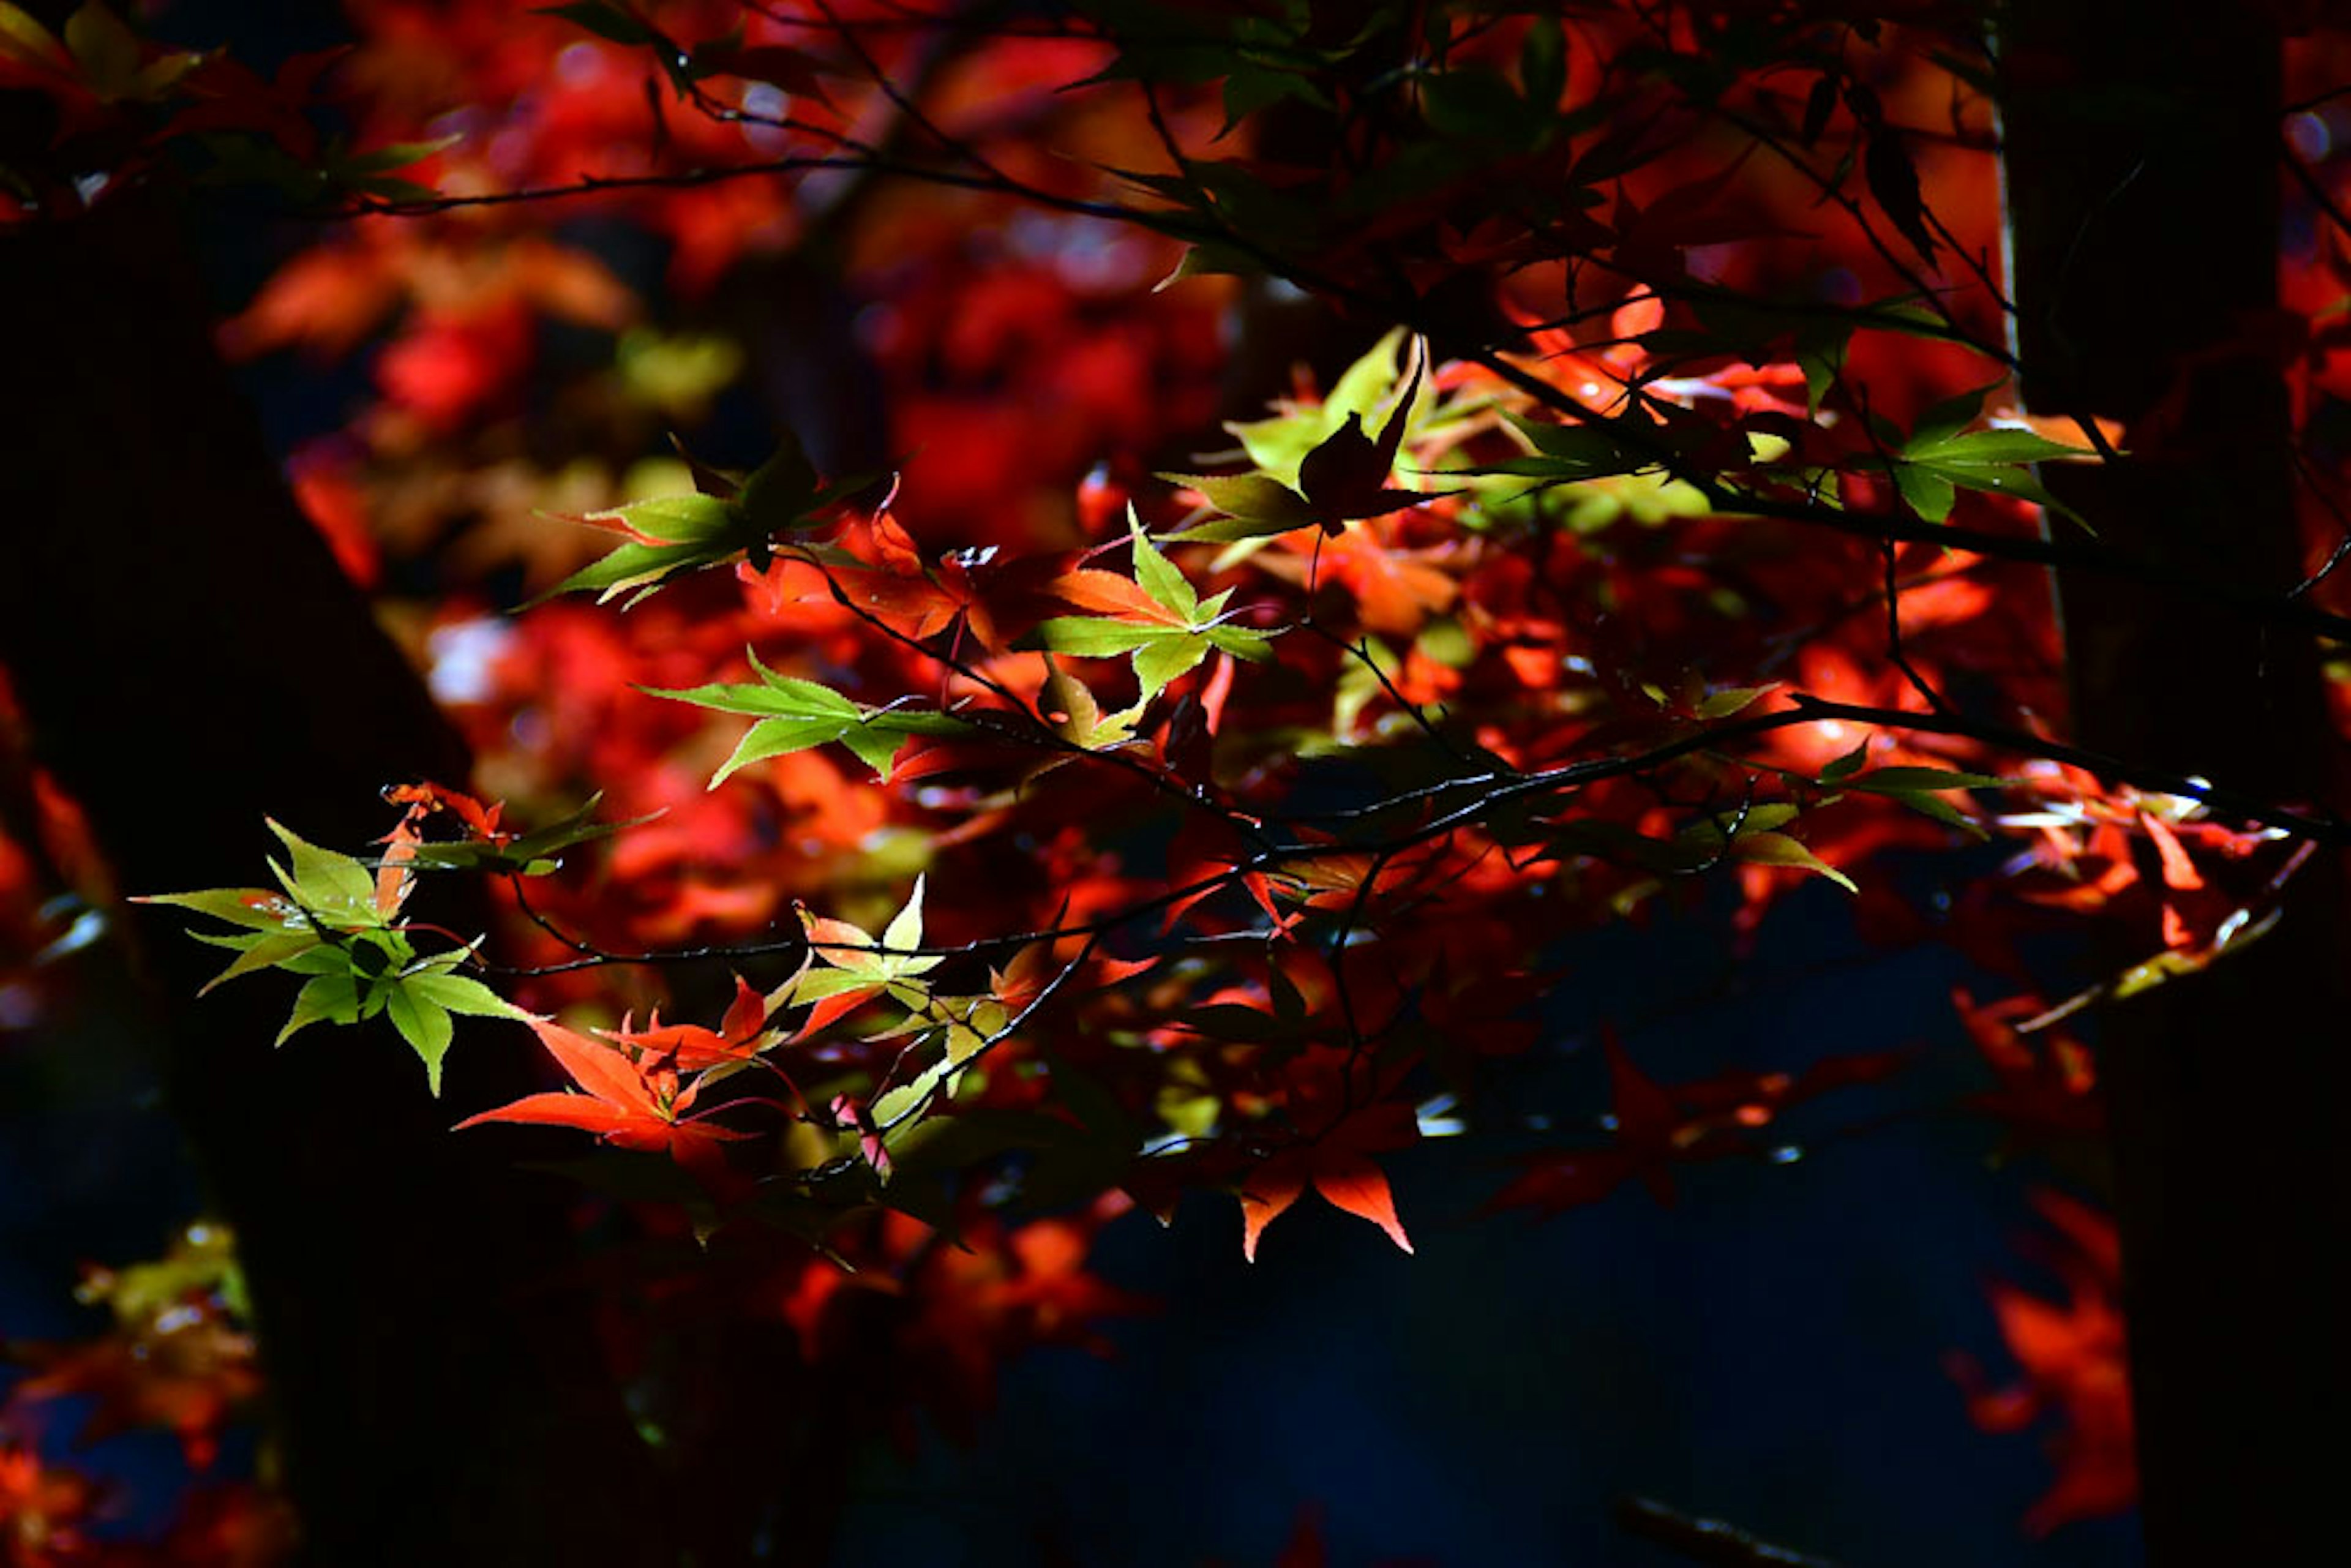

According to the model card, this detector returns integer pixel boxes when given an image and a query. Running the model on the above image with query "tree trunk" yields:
[2000,7,2351,1559]
[0,193,674,1566]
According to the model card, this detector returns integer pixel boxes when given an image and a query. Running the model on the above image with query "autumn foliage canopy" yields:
[5,0,2350,1561]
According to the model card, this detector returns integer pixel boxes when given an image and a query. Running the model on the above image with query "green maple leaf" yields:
[1028,512,1274,703]
[650,649,975,784]
[538,432,871,607]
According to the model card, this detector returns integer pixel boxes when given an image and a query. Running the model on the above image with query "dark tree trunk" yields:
[0,194,673,1566]
[2001,7,2351,1559]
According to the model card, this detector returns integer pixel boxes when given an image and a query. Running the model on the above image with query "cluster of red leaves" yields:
[40,1,2351,1551]
[1946,1192,2135,1537]
[577,1190,1148,1460]
[0,1445,286,1568]
[179,10,2172,1539]
[0,1444,93,1568]
[1488,1027,1912,1218]
[1951,989,2101,1144]
[778,1197,1151,1448]
[0,1226,291,1567]
[459,1012,757,1177]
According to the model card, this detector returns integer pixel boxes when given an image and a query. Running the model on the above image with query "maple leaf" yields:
[652,649,974,784]
[389,787,643,877]
[760,508,1075,653]
[373,798,424,920]
[1164,332,1449,542]
[538,432,872,607]
[136,825,378,993]
[138,816,520,1092]
[1490,1030,1910,1218]
[1038,651,1143,749]
[793,877,942,1034]
[599,973,785,1071]
[1949,1191,2135,1535]
[1027,511,1273,704]
[456,1015,751,1180]
[1257,523,1463,637]
[1292,353,1430,535]
[1954,988,2101,1141]
[1239,1101,1417,1261]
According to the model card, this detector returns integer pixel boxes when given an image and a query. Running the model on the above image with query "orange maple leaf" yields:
[1239,1101,1417,1261]
[598,974,775,1071]
[456,1016,750,1181]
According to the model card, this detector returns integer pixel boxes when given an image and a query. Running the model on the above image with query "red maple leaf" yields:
[1240,1099,1417,1262]
[599,974,775,1071]
[1490,1029,1912,1217]
[1949,1191,2135,1535]
[456,1016,751,1184]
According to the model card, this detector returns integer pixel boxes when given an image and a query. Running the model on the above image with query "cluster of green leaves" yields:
[654,650,977,784]
[797,879,996,1135]
[144,800,1046,1205]
[1163,330,1452,541]
[1029,516,1276,703]
[1815,745,2008,835]
[77,1218,252,1329]
[544,433,871,606]
[398,793,639,876]
[1869,384,2100,526]
[140,821,519,1092]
